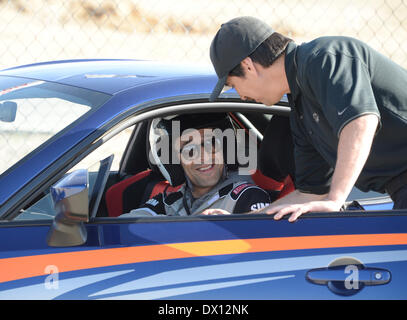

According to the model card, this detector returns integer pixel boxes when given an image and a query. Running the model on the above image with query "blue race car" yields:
[0,59,405,300]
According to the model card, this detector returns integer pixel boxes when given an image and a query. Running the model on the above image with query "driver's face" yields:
[176,128,224,196]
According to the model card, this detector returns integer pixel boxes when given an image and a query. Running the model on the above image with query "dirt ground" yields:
[0,0,406,69]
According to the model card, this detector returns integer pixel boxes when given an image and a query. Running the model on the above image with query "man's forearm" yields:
[327,114,379,205]
[262,114,379,221]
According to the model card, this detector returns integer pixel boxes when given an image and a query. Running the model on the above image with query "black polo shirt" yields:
[284,37,407,194]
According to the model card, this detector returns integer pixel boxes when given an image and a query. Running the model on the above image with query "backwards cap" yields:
[209,16,274,101]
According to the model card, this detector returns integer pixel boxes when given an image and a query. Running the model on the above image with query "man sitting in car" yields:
[121,112,273,217]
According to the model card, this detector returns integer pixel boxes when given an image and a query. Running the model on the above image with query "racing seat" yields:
[105,169,181,217]
[105,167,295,217]
[254,114,296,199]
[251,169,295,200]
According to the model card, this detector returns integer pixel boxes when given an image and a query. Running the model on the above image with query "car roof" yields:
[0,59,216,95]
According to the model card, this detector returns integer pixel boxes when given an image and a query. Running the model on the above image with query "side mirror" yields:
[47,169,89,247]
[0,101,17,122]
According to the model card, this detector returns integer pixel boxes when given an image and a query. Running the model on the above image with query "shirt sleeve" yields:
[120,193,166,217]
[290,113,334,194]
[305,52,381,137]
[232,185,272,214]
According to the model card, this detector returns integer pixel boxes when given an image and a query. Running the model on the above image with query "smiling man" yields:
[209,16,407,221]
[121,113,272,217]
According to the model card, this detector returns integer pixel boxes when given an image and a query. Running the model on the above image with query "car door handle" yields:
[306,265,391,286]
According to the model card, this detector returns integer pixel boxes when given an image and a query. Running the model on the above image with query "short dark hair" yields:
[229,32,293,77]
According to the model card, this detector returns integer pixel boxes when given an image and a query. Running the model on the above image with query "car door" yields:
[2,212,406,299]
[83,212,407,299]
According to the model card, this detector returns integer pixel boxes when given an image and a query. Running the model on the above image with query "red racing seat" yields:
[251,169,295,199]
[105,168,294,217]
[105,169,181,217]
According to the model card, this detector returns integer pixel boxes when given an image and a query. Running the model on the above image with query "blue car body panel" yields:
[1,215,407,299]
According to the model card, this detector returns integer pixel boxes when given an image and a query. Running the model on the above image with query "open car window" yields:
[96,107,393,219]
[0,78,110,175]
[10,103,394,222]
[14,126,135,221]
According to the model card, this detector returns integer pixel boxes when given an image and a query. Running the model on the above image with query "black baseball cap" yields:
[209,16,275,102]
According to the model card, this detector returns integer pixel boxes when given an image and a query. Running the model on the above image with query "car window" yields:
[16,157,111,221]
[14,126,134,221]
[69,127,134,173]
[0,78,109,175]
[348,188,385,200]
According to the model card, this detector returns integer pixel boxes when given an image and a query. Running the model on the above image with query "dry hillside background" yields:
[0,0,407,69]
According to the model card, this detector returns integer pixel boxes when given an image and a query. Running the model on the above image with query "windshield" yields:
[0,77,110,175]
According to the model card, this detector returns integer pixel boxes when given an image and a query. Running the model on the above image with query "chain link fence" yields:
[0,0,406,69]
[1,0,407,175]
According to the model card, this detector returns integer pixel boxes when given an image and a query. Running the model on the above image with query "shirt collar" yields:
[284,41,300,105]
[183,166,228,203]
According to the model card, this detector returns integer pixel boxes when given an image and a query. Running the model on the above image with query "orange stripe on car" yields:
[1,233,407,284]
